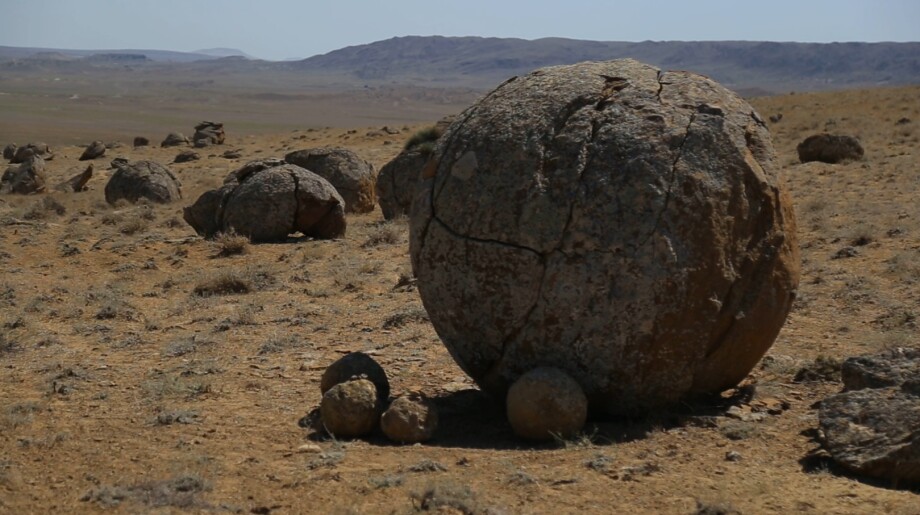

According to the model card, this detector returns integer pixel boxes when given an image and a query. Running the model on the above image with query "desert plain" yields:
[0,72,919,514]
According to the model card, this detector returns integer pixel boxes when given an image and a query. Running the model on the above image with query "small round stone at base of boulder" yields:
[320,352,390,402]
[506,367,588,442]
[381,393,439,444]
[320,379,380,438]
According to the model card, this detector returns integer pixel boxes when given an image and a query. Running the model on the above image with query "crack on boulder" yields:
[430,214,542,257]
[655,70,667,104]
[288,170,302,235]
[635,111,697,254]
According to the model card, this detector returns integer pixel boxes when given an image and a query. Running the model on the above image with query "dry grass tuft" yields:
[210,230,249,257]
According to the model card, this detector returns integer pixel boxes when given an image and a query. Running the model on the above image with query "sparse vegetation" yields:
[211,229,249,257]
[404,126,442,152]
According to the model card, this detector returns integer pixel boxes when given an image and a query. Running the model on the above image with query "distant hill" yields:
[1,38,918,96]
[292,36,920,94]
[0,45,218,63]
[194,48,256,59]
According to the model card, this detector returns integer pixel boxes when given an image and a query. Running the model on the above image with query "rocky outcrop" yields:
[11,142,52,164]
[0,156,47,194]
[54,164,93,192]
[3,143,17,160]
[79,140,106,161]
[284,147,376,213]
[193,121,225,148]
[819,348,920,485]
[183,158,346,242]
[174,150,200,163]
[409,59,800,415]
[104,160,182,204]
[797,134,864,163]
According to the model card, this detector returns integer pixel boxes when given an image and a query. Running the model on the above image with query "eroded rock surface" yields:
[104,160,181,205]
[819,348,920,485]
[284,147,376,213]
[183,158,346,242]
[79,140,106,161]
[1,156,47,194]
[409,59,800,415]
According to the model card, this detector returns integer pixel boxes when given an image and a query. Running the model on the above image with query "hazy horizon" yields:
[1,0,918,61]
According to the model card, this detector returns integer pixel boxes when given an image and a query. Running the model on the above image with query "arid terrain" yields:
[1,83,919,514]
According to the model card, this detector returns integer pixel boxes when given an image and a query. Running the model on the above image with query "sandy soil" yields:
[0,86,919,514]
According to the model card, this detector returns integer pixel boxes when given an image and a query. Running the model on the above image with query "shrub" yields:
[404,126,442,151]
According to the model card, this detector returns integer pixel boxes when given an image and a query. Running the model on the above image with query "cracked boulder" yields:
[284,147,376,213]
[409,58,800,416]
[104,160,182,205]
[819,348,920,484]
[193,121,225,147]
[11,142,52,164]
[183,158,346,242]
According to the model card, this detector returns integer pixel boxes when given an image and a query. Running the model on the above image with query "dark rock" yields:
[11,142,52,164]
[79,140,106,161]
[320,379,380,438]
[133,136,149,148]
[104,160,182,205]
[841,348,920,391]
[222,149,242,159]
[284,147,376,213]
[506,367,587,441]
[109,157,129,170]
[896,117,911,125]
[0,156,47,194]
[797,134,864,164]
[321,352,390,403]
[769,113,783,123]
[174,150,200,163]
[3,143,17,160]
[820,387,920,485]
[160,132,189,147]
[54,164,94,192]
[182,158,346,242]
[409,59,800,415]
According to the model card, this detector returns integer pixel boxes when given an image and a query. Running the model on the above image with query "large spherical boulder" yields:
[284,147,376,213]
[377,146,435,219]
[409,59,800,415]
[506,367,587,441]
[104,160,182,205]
[183,158,346,242]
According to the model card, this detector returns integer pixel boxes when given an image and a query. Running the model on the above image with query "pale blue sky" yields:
[1,0,917,60]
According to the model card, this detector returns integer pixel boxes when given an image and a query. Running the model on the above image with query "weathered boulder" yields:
[320,379,380,438]
[174,150,200,163]
[284,147,376,213]
[161,132,189,147]
[54,164,93,192]
[797,134,864,163]
[506,367,587,441]
[820,349,920,485]
[133,136,149,148]
[183,158,346,242]
[321,352,390,402]
[11,142,52,164]
[381,394,439,444]
[79,140,106,161]
[193,121,224,147]
[104,160,182,205]
[0,156,47,194]
[409,59,800,415]
[3,143,17,160]
[376,125,445,220]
